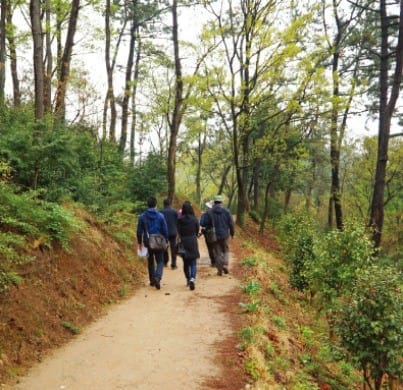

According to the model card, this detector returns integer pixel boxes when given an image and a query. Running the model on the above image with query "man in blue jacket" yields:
[137,196,168,289]
[203,194,235,276]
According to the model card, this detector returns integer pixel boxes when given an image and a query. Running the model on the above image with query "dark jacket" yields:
[159,207,178,237]
[203,205,234,240]
[137,208,168,246]
[177,215,200,260]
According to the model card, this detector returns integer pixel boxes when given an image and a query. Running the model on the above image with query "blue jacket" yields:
[202,205,235,240]
[137,208,168,245]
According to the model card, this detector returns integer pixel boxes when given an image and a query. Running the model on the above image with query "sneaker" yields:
[189,278,195,290]
[223,266,229,274]
[153,278,161,290]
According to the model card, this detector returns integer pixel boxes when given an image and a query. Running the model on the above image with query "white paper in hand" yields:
[137,246,148,257]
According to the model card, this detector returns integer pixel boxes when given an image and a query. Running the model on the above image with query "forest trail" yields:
[9,238,243,390]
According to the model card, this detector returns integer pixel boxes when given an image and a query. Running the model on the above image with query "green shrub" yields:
[305,222,375,308]
[335,265,402,389]
[276,211,319,292]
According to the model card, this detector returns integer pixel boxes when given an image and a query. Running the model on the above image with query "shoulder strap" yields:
[143,214,149,237]
[206,210,215,227]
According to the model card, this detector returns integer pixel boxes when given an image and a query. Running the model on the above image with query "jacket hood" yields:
[212,205,225,214]
[145,208,159,220]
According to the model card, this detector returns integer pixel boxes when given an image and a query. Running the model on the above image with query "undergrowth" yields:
[235,224,361,389]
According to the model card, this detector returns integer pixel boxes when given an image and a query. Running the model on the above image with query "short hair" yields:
[181,201,194,216]
[163,198,171,207]
[147,196,157,208]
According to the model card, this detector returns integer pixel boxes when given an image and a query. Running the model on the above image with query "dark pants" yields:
[163,235,177,267]
[148,249,164,283]
[212,239,229,271]
[204,236,216,266]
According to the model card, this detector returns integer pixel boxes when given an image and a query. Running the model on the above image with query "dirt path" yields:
[10,239,243,390]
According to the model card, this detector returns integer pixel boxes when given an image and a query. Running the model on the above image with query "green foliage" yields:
[242,280,263,296]
[0,183,81,292]
[289,234,314,292]
[335,265,403,387]
[238,326,265,348]
[306,222,375,307]
[0,107,139,213]
[239,300,261,313]
[241,255,258,267]
[0,184,81,248]
[128,153,167,201]
[276,210,319,255]
[61,321,80,335]
[276,211,319,291]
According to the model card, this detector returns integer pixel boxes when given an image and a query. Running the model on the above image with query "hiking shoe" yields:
[223,266,229,274]
[189,278,195,290]
[154,278,161,290]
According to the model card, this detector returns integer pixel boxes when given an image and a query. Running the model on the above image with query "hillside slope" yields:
[0,211,146,384]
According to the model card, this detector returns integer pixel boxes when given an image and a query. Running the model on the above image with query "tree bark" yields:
[370,0,403,247]
[30,0,45,119]
[43,0,52,112]
[130,38,141,165]
[167,0,183,200]
[6,2,21,106]
[119,12,137,154]
[103,0,117,142]
[54,0,80,120]
[0,0,6,105]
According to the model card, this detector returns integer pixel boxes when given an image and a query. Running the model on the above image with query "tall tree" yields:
[322,0,366,230]
[203,0,316,226]
[166,0,183,199]
[0,0,6,105]
[54,0,80,120]
[370,0,403,247]
[6,0,20,106]
[30,0,45,119]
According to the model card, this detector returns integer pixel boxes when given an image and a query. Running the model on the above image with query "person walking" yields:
[137,196,169,290]
[176,201,200,290]
[203,195,235,276]
[200,201,216,267]
[160,198,179,269]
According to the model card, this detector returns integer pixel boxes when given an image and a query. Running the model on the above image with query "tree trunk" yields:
[218,165,231,195]
[0,0,6,105]
[6,2,21,106]
[130,38,141,165]
[54,0,80,120]
[119,16,137,154]
[167,0,183,200]
[43,0,52,112]
[370,0,403,247]
[329,7,343,231]
[30,0,45,119]
[103,0,126,143]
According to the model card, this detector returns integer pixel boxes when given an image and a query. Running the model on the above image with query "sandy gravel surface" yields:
[11,240,240,390]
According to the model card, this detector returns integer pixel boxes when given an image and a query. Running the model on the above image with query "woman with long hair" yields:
[176,201,200,290]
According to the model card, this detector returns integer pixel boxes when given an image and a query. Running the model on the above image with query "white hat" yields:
[205,200,213,209]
